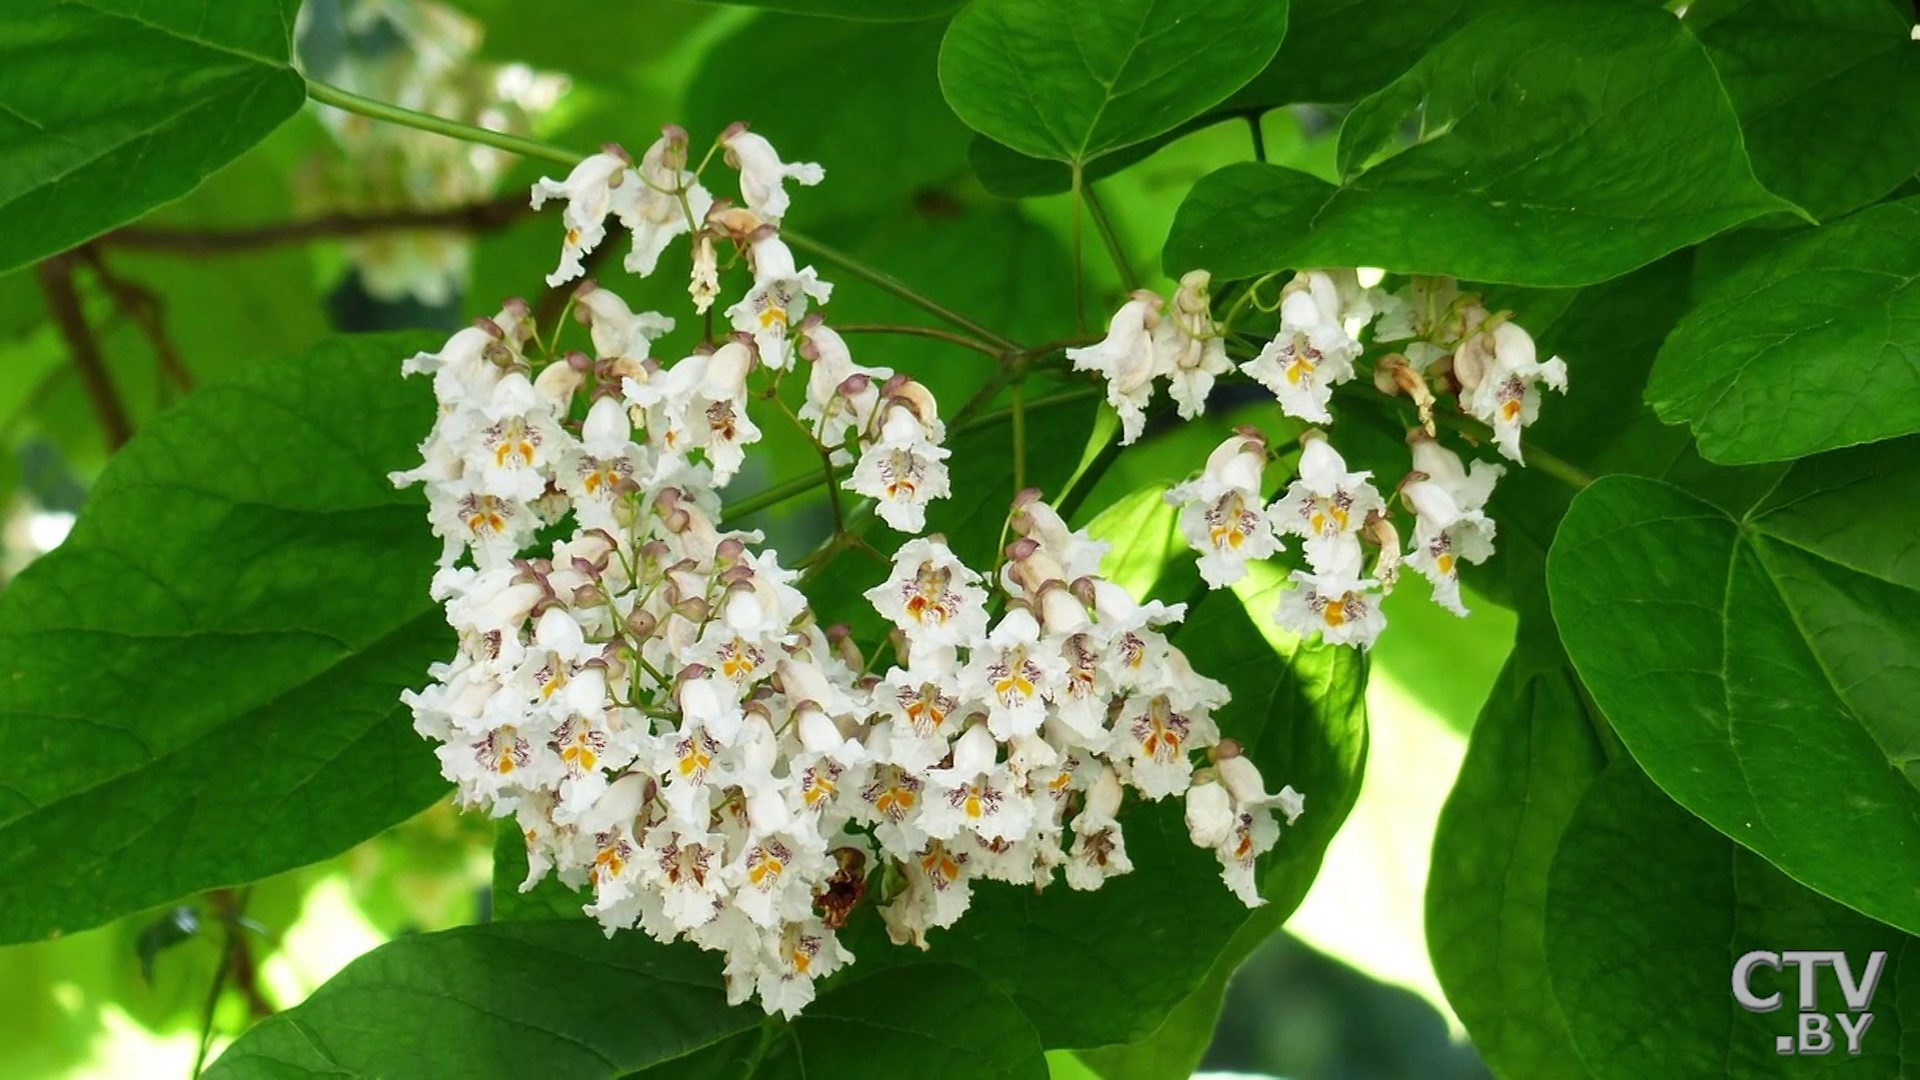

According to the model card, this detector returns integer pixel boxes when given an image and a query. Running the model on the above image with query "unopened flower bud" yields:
[1185,777,1234,849]
[823,623,864,671]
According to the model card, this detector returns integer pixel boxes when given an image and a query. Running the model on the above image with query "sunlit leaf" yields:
[938,0,1289,164]
[1163,0,1793,286]
[1548,445,1920,935]
[0,0,307,272]
[0,332,449,944]
[1646,196,1920,465]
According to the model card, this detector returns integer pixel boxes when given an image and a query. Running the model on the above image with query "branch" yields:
[104,193,534,257]
[78,247,193,393]
[36,255,132,451]
[1081,181,1137,291]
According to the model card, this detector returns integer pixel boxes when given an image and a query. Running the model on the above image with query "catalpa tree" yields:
[0,0,1916,1077]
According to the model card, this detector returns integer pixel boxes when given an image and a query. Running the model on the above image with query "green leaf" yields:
[1546,763,1919,1078]
[1688,0,1920,220]
[1081,483,1185,599]
[449,0,729,82]
[1547,447,1920,936]
[687,15,972,224]
[1072,906,1286,1079]
[1645,196,1920,465]
[0,0,307,273]
[1426,611,1606,1080]
[206,921,762,1079]
[1264,0,1479,106]
[784,964,1048,1078]
[0,332,451,944]
[937,0,1290,164]
[684,0,964,20]
[1163,0,1793,286]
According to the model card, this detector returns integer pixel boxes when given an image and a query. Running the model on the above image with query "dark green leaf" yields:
[937,0,1290,164]
[1163,0,1793,286]
[206,921,760,1079]
[1546,763,1920,1078]
[786,964,1048,1078]
[1426,609,1606,1080]
[0,332,451,944]
[1264,0,1478,106]
[450,0,728,81]
[0,0,307,273]
[1547,446,1920,936]
[688,16,972,224]
[1646,196,1920,465]
[1688,0,1920,220]
[684,0,963,20]
[1072,906,1286,1079]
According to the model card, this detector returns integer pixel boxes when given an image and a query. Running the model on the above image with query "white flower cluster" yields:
[1077,269,1567,649]
[390,125,1303,1018]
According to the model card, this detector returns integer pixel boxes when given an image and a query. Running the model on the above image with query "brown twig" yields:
[78,247,194,394]
[104,193,534,257]
[36,255,132,451]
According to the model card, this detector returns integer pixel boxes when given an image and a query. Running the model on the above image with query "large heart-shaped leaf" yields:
[0,332,449,944]
[1687,0,1920,221]
[0,0,307,272]
[938,0,1290,164]
[1646,196,1920,465]
[1547,445,1920,935]
[206,922,761,1079]
[1546,764,1919,1078]
[1425,601,1606,1080]
[1162,0,1794,286]
[1263,0,1479,107]
[213,919,1045,1080]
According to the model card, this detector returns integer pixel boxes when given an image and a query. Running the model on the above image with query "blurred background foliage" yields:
[0,1,1516,1075]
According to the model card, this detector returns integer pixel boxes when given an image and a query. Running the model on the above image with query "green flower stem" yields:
[718,469,845,526]
[1081,180,1138,291]
[832,323,1004,360]
[1069,164,1088,333]
[1517,442,1596,490]
[717,387,1102,528]
[304,80,1023,358]
[1011,378,1028,494]
[781,230,1020,355]
[1429,408,1595,489]
[307,80,581,167]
